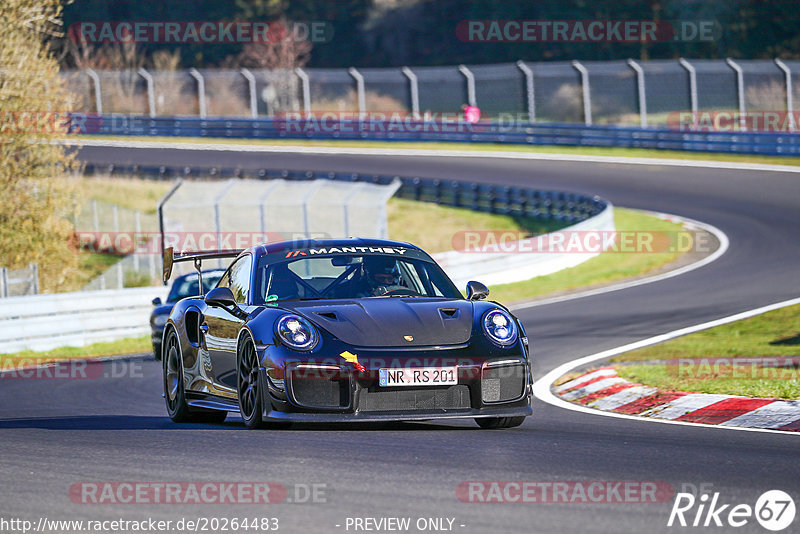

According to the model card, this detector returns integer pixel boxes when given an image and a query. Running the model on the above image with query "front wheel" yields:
[163,329,192,422]
[237,337,265,429]
[475,416,526,429]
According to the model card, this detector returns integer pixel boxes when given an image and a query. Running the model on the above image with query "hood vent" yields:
[314,311,339,321]
[439,308,460,319]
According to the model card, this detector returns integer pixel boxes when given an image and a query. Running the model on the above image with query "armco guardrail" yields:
[0,287,167,353]
[72,114,800,156]
[83,164,608,225]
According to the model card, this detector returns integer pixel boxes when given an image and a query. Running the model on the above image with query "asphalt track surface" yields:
[1,145,799,533]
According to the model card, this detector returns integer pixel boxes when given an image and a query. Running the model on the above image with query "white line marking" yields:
[588,386,658,411]
[64,138,800,174]
[638,393,734,420]
[721,401,800,429]
[532,296,800,435]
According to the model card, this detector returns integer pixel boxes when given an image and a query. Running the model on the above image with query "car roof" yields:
[250,237,423,257]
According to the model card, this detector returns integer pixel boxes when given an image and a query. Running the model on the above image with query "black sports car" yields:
[150,269,225,359]
[160,238,532,429]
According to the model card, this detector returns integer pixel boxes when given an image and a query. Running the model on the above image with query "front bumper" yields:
[258,357,532,422]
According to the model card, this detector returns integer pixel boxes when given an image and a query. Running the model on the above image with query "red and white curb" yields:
[555,367,800,432]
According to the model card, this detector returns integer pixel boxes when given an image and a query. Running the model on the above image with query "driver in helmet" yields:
[351,256,404,297]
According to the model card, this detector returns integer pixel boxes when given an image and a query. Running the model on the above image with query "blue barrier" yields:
[81,164,607,225]
[71,114,800,156]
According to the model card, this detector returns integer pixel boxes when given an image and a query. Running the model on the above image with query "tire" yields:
[475,416,526,429]
[163,329,192,422]
[153,341,162,361]
[237,336,266,429]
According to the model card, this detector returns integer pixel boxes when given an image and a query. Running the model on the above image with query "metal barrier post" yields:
[157,179,184,284]
[401,67,420,117]
[240,68,258,118]
[726,58,747,131]
[458,65,477,107]
[348,67,366,114]
[30,263,39,295]
[295,68,311,115]
[774,58,795,131]
[86,68,102,114]
[189,68,207,118]
[0,267,7,298]
[627,59,647,128]
[679,58,698,128]
[572,60,592,126]
[516,61,535,122]
[138,68,156,117]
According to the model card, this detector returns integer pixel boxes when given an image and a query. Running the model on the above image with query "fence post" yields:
[774,58,795,132]
[295,68,311,115]
[133,210,141,273]
[157,179,183,284]
[627,59,647,128]
[189,68,207,118]
[348,67,366,114]
[516,60,535,123]
[138,68,156,117]
[572,60,592,126]
[678,58,698,128]
[30,263,39,295]
[0,267,7,298]
[86,68,102,114]
[92,199,99,233]
[726,58,746,131]
[458,65,477,107]
[240,68,258,118]
[401,67,419,117]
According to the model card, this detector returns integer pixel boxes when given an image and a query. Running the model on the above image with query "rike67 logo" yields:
[668,489,795,531]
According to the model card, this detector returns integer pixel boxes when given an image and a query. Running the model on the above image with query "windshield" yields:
[254,254,460,303]
[167,272,224,303]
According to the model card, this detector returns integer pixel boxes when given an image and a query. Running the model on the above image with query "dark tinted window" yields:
[167,272,224,303]
[255,254,460,303]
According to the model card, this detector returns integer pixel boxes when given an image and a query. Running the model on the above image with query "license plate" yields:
[378,366,458,387]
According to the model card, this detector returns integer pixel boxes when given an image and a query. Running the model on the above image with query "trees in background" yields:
[0,0,79,292]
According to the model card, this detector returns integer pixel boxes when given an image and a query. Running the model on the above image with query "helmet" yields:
[363,256,399,286]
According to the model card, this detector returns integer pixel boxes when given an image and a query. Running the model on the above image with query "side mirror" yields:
[152,297,162,306]
[466,281,489,301]
[205,286,236,308]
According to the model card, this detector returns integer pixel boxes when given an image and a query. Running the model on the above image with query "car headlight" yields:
[276,314,319,351]
[152,314,168,328]
[483,309,518,347]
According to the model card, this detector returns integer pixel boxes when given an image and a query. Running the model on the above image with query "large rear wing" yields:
[162,246,242,294]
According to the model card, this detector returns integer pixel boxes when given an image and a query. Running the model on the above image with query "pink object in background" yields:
[464,105,481,123]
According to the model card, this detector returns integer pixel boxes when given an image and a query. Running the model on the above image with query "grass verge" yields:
[489,208,686,303]
[612,303,800,399]
[74,135,800,167]
[1,335,152,368]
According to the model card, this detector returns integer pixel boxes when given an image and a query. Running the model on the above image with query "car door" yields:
[203,254,253,391]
